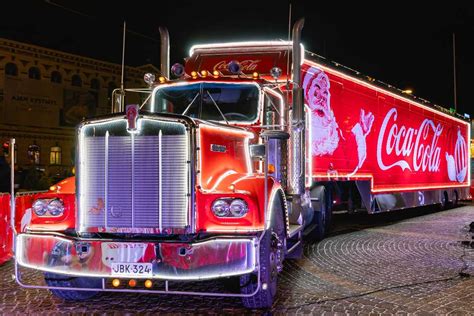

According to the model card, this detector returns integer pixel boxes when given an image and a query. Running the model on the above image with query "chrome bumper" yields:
[16,233,257,281]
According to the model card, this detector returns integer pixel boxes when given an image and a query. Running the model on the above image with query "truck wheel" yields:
[240,193,285,309]
[310,186,332,241]
[45,272,102,301]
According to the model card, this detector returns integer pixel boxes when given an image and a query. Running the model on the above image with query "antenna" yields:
[121,21,126,93]
[452,32,457,113]
[286,3,292,86]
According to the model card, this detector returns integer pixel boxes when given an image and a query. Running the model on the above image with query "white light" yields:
[189,41,293,57]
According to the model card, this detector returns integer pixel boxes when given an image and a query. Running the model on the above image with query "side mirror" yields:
[249,144,265,159]
[111,89,125,113]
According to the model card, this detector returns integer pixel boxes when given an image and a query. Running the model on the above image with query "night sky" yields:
[2,1,473,117]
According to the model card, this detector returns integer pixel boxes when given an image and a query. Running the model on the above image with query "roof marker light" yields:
[143,73,155,86]
[227,60,241,74]
[252,72,259,79]
[270,67,282,80]
[200,70,208,78]
[191,71,198,79]
[171,63,185,78]
[212,70,220,78]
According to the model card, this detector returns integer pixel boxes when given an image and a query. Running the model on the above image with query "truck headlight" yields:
[211,198,248,218]
[47,199,65,216]
[211,199,230,217]
[32,199,48,216]
[229,199,249,217]
[32,198,64,217]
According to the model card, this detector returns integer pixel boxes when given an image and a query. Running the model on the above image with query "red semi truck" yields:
[8,20,471,308]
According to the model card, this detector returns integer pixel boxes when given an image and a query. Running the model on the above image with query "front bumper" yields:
[16,233,257,281]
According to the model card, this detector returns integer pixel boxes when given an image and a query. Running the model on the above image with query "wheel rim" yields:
[270,231,284,276]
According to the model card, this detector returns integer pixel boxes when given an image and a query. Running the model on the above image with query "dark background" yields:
[2,1,473,117]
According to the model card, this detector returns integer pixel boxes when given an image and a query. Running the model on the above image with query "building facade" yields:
[0,38,157,188]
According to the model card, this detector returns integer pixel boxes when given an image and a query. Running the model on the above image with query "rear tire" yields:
[241,192,285,309]
[309,186,332,241]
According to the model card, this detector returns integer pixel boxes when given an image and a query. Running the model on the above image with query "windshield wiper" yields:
[181,92,200,116]
[206,90,229,124]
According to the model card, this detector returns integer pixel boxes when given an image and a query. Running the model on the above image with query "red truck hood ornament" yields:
[126,104,139,132]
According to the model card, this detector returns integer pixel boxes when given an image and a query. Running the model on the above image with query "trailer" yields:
[10,19,470,309]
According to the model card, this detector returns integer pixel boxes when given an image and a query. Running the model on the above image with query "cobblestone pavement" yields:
[1,204,473,315]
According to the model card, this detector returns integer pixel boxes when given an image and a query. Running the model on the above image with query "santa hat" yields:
[302,66,330,101]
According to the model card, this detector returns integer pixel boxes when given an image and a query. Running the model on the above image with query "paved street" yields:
[1,204,473,315]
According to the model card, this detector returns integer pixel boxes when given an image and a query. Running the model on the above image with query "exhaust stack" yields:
[288,18,305,196]
[159,27,170,78]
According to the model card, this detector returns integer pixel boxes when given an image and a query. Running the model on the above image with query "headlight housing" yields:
[211,198,249,218]
[32,198,65,217]
[32,199,48,216]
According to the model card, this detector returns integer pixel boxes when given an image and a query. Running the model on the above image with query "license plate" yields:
[111,263,153,277]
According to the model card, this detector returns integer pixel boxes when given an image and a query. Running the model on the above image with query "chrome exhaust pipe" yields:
[159,27,170,78]
[288,18,305,196]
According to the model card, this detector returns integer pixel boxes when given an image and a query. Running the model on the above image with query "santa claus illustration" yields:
[302,65,375,175]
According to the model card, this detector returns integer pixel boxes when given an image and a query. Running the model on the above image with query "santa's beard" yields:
[311,106,340,156]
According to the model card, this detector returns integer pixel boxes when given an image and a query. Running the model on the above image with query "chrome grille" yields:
[78,119,189,233]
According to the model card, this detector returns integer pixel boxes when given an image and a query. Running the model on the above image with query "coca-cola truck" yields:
[10,20,470,308]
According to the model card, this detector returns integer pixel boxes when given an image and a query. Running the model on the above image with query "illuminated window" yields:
[27,144,40,165]
[5,63,18,76]
[72,74,82,87]
[28,67,41,80]
[50,146,62,165]
[51,71,62,84]
[91,78,100,90]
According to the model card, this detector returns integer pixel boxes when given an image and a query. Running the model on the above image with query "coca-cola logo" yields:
[213,60,261,72]
[377,108,443,173]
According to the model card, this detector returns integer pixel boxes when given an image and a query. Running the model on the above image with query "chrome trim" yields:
[77,115,193,233]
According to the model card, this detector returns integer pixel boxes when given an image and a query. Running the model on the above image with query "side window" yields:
[29,67,41,80]
[5,63,18,76]
[51,71,62,84]
[27,144,41,165]
[71,74,82,87]
[90,78,100,90]
[50,145,62,165]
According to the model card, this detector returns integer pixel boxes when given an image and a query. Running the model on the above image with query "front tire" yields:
[44,241,101,301]
[241,192,285,309]
[45,273,101,301]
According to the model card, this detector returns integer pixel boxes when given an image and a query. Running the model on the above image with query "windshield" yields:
[152,83,260,122]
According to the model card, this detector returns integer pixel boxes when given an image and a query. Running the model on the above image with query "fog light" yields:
[128,279,137,287]
[144,280,153,288]
[112,279,120,287]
